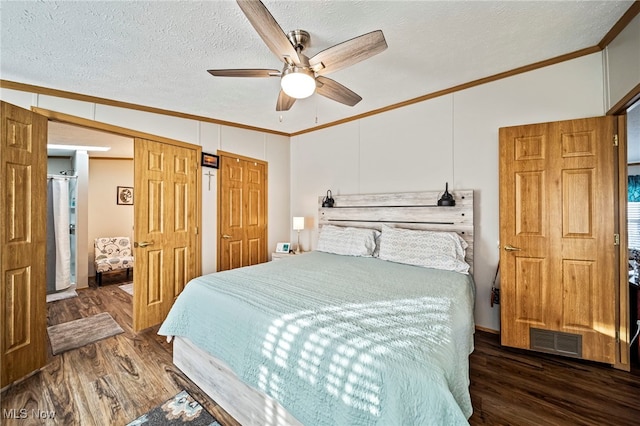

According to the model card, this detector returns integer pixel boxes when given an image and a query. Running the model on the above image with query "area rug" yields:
[47,312,124,355]
[46,284,78,303]
[119,282,134,296]
[126,390,221,425]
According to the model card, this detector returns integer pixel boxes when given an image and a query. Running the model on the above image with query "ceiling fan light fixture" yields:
[210,2,387,110]
[281,67,315,99]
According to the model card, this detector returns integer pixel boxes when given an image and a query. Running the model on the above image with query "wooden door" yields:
[218,152,267,271]
[1,102,47,386]
[133,138,200,331]
[499,116,618,363]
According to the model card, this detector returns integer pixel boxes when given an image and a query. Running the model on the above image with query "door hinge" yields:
[195,226,199,235]
[615,330,620,343]
[614,233,620,246]
[613,134,619,146]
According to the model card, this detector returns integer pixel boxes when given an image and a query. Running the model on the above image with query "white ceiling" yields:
[0,1,634,134]
[47,121,133,158]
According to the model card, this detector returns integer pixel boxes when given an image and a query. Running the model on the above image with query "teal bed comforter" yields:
[159,251,475,425]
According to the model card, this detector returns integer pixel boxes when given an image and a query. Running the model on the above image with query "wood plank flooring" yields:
[469,331,639,425]
[1,282,639,425]
[1,281,239,426]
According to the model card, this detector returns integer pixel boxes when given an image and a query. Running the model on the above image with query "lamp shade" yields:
[293,216,305,231]
[281,67,316,99]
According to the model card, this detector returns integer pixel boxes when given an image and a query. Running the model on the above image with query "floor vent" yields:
[530,328,582,358]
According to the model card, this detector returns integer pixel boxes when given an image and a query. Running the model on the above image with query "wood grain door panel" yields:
[1,102,47,386]
[219,158,245,271]
[245,160,266,266]
[218,153,267,271]
[500,116,617,364]
[134,139,199,331]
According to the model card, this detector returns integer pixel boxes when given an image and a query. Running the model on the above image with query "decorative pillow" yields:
[316,225,380,257]
[378,225,470,273]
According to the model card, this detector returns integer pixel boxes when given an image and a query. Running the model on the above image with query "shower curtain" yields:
[46,177,71,292]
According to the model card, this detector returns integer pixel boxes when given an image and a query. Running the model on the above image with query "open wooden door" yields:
[1,102,47,386]
[499,116,618,364]
[218,151,268,271]
[133,138,200,331]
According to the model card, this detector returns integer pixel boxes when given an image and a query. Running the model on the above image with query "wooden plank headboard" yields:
[318,190,474,272]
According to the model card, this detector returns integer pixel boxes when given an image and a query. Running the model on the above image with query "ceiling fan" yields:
[208,0,388,111]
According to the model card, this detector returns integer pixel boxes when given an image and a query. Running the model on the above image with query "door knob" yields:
[135,241,154,248]
[222,234,232,239]
[504,244,522,252]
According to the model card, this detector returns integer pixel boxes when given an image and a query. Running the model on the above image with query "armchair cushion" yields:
[94,237,134,273]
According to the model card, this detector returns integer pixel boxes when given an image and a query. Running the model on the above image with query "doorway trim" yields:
[617,114,629,369]
[607,83,640,370]
[31,107,203,282]
[33,108,200,152]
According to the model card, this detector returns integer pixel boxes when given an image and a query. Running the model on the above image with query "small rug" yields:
[47,312,124,355]
[46,285,78,303]
[127,390,221,425]
[119,282,134,296]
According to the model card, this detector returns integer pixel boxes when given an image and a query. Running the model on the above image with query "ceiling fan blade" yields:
[208,69,280,78]
[276,90,296,111]
[315,76,362,107]
[236,0,301,64]
[309,30,387,76]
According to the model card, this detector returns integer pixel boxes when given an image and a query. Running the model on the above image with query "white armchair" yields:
[94,237,134,286]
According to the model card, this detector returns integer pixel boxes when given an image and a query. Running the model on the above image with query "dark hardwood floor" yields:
[2,281,639,425]
[469,331,639,425]
[1,278,240,426]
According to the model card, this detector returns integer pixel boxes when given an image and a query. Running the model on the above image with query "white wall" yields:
[291,52,608,332]
[74,151,89,289]
[47,157,72,175]
[0,89,292,277]
[605,13,640,111]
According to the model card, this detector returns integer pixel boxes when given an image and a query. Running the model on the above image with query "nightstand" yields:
[271,252,296,261]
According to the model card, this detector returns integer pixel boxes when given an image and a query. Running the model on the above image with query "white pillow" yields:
[316,225,380,257]
[378,225,470,273]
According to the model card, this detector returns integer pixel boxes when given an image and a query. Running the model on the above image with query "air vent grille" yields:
[530,328,582,358]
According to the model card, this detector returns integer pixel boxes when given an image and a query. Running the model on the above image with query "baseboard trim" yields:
[475,325,500,334]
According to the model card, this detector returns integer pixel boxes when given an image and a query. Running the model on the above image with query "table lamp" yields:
[293,217,305,253]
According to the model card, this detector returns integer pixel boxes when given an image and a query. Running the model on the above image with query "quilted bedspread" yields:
[159,251,475,425]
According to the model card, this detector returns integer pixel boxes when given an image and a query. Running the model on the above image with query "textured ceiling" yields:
[0,0,634,134]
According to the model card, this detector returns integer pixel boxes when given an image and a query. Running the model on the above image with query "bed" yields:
[159,190,475,425]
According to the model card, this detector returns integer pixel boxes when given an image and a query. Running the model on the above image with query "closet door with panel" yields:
[218,152,267,271]
[499,116,618,364]
[0,102,48,386]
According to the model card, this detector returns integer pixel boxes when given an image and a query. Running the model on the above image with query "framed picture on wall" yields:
[117,186,134,205]
[202,152,219,169]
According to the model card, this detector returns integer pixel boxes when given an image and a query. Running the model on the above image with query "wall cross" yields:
[204,170,215,191]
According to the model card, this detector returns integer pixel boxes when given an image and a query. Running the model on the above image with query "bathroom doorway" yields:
[46,121,134,294]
